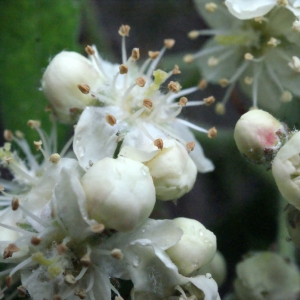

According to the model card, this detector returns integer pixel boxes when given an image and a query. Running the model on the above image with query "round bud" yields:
[234,109,286,164]
[42,51,102,123]
[145,142,197,201]
[272,131,300,209]
[166,218,217,276]
[81,157,156,232]
[234,252,300,300]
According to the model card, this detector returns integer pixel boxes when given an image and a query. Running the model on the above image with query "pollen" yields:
[49,153,61,164]
[77,84,90,94]
[85,45,95,55]
[3,130,13,141]
[205,2,217,12]
[90,223,105,233]
[119,64,128,74]
[106,114,117,126]
[154,138,164,150]
[164,39,175,49]
[178,97,188,106]
[136,77,146,87]
[143,99,153,109]
[186,141,196,152]
[204,96,215,106]
[148,51,160,59]
[131,48,140,61]
[118,24,131,37]
[168,81,181,93]
[208,127,217,138]
[27,120,41,129]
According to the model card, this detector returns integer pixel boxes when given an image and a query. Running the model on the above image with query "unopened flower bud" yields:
[81,157,155,231]
[234,109,287,164]
[166,217,217,276]
[145,142,197,201]
[42,51,102,123]
[272,131,300,209]
[234,252,300,300]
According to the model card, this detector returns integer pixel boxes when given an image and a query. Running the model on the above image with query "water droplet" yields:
[199,230,204,237]
[77,146,85,158]
[133,256,139,267]
[141,166,149,176]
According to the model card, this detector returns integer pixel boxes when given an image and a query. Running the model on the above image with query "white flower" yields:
[191,0,300,112]
[225,0,300,19]
[166,217,217,276]
[234,252,300,300]
[234,109,288,165]
[68,26,214,177]
[144,140,197,201]
[81,156,156,231]
[272,131,300,209]
[42,51,102,123]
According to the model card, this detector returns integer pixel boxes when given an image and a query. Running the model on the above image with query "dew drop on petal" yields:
[141,166,149,176]
[77,146,86,158]
[199,230,204,237]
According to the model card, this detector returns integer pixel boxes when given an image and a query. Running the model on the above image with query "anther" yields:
[4,157,12,165]
[244,76,253,85]
[80,253,91,268]
[111,248,124,260]
[17,286,27,298]
[74,289,86,300]
[277,0,288,5]
[267,37,280,47]
[3,244,20,259]
[164,39,175,49]
[5,276,12,287]
[11,198,19,211]
[143,99,153,109]
[215,103,225,115]
[148,51,160,59]
[186,141,196,152]
[106,114,117,126]
[198,79,207,90]
[27,120,41,129]
[208,127,217,138]
[77,84,90,94]
[90,223,105,233]
[154,138,163,150]
[219,78,229,87]
[205,2,217,12]
[172,65,181,75]
[244,53,253,60]
[188,30,200,40]
[64,274,76,285]
[56,243,68,255]
[3,130,13,141]
[85,45,95,55]
[15,130,24,139]
[135,77,146,87]
[204,96,215,106]
[31,236,42,246]
[119,64,128,74]
[168,81,181,93]
[183,54,194,63]
[178,97,188,106]
[131,48,140,61]
[281,91,292,102]
[49,153,60,164]
[118,25,130,37]
[207,56,219,66]
[33,140,42,151]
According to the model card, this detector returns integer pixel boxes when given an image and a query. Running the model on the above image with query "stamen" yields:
[229,61,249,83]
[30,236,42,246]
[168,81,181,93]
[188,29,228,39]
[166,86,198,103]
[198,79,208,90]
[174,285,187,299]
[65,274,77,284]
[119,25,131,64]
[135,77,146,87]
[205,2,217,12]
[252,64,262,108]
[49,153,60,164]
[90,223,105,233]
[9,256,33,277]
[164,39,175,49]
[208,127,217,138]
[106,114,117,126]
[11,198,19,210]
[77,84,90,94]
[220,83,235,106]
[85,45,108,79]
[186,141,195,152]
[154,138,163,150]
[3,130,13,142]
[176,119,208,134]
[186,45,225,62]
[3,244,20,259]
[131,48,140,61]
[74,289,86,299]
[143,99,153,109]
[119,64,128,74]
[7,162,38,185]
[178,97,188,106]
[86,272,95,293]
[75,266,88,281]
[59,135,74,158]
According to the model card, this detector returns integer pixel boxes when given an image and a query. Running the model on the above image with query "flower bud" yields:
[234,252,300,300]
[145,142,197,201]
[272,131,300,209]
[166,217,217,276]
[81,157,156,232]
[234,109,287,165]
[42,51,102,123]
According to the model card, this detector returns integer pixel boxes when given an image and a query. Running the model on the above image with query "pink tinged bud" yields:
[234,109,287,164]
[41,51,102,124]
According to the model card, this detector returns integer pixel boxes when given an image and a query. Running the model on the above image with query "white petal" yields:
[189,275,220,300]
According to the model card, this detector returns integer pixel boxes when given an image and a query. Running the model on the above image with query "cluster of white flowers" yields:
[186,0,300,113]
[0,26,222,299]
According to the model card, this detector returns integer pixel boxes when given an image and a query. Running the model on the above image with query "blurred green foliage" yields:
[0,0,82,148]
